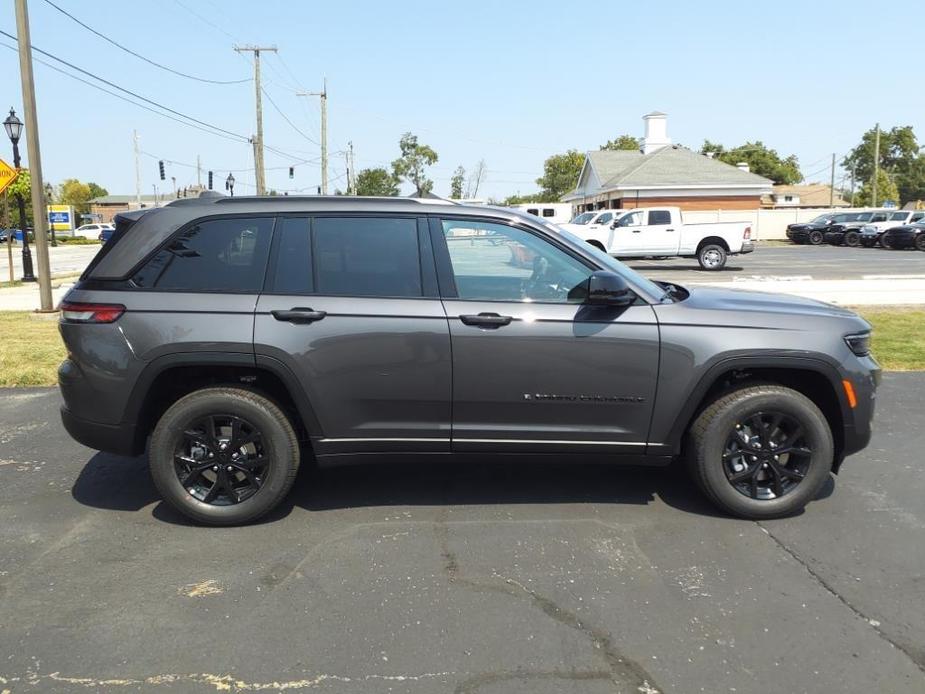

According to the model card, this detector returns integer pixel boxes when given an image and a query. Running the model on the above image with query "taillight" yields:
[743,226,752,240]
[59,301,125,323]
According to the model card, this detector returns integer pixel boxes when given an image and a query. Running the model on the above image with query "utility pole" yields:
[15,0,52,310]
[872,123,880,207]
[234,44,276,195]
[829,153,835,207]
[196,154,201,189]
[133,130,141,208]
[349,141,355,194]
[297,78,327,194]
[849,161,856,206]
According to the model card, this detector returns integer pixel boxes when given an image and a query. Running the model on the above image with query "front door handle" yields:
[271,307,327,324]
[459,312,513,328]
[666,228,675,232]
[631,229,642,233]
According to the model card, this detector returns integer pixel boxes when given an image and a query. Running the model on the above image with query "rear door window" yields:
[312,217,421,297]
[648,210,672,225]
[133,216,274,292]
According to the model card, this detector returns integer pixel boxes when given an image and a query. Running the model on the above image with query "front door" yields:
[610,209,647,255]
[254,215,452,456]
[434,217,660,455]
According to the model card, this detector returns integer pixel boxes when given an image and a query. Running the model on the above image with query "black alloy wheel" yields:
[844,231,860,247]
[722,411,810,500]
[915,235,925,252]
[808,230,824,245]
[175,414,268,505]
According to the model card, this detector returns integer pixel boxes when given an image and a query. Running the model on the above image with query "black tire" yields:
[149,387,300,526]
[860,237,876,248]
[915,235,925,252]
[844,231,861,247]
[688,384,833,519]
[808,230,824,245]
[880,234,893,250]
[697,243,727,271]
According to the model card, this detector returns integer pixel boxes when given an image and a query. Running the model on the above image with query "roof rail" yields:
[213,195,458,205]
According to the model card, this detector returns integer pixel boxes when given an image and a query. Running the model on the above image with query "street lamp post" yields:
[225,173,235,197]
[43,181,56,247]
[3,107,35,282]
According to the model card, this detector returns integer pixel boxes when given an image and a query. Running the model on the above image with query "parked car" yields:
[0,228,21,243]
[508,202,572,225]
[879,221,925,251]
[822,211,882,246]
[74,223,113,240]
[99,227,115,244]
[861,210,925,248]
[57,194,879,525]
[565,206,753,270]
[784,213,839,245]
[560,209,622,234]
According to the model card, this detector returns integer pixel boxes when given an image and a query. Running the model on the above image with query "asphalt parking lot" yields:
[1,376,923,693]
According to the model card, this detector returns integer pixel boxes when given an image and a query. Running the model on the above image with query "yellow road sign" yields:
[0,159,18,196]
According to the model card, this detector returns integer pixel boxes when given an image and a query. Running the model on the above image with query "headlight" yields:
[844,332,871,356]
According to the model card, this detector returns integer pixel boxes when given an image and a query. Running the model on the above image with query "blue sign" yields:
[49,211,69,223]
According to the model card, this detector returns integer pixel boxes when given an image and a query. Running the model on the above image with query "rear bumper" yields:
[60,406,141,456]
[739,241,755,254]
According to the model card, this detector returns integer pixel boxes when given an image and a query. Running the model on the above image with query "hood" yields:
[677,284,860,320]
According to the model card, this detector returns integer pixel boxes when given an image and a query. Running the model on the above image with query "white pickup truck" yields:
[560,207,754,270]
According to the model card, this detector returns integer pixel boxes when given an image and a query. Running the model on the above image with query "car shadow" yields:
[626,262,745,273]
[71,452,829,525]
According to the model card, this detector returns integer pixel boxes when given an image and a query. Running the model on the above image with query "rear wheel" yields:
[149,387,300,525]
[808,230,824,245]
[915,235,925,252]
[844,231,860,247]
[688,385,833,519]
[697,243,727,271]
[880,234,894,250]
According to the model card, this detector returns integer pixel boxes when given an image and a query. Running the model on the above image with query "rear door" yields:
[254,214,451,455]
[638,209,679,254]
[434,216,659,454]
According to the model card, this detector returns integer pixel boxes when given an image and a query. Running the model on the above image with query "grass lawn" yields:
[0,308,922,388]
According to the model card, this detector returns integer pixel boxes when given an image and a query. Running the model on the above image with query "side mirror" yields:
[587,271,635,307]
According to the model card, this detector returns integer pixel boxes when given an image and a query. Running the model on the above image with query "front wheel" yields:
[808,230,824,245]
[697,244,727,271]
[149,387,300,525]
[915,235,925,252]
[688,385,833,519]
[844,231,860,247]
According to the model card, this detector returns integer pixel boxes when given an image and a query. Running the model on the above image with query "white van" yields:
[508,203,572,225]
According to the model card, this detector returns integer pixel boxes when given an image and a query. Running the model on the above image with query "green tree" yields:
[600,135,639,151]
[536,149,584,201]
[6,169,33,226]
[87,182,108,200]
[700,140,801,184]
[854,169,900,207]
[450,166,465,198]
[842,125,918,185]
[896,156,925,206]
[391,132,438,196]
[503,193,544,205]
[355,167,400,196]
[56,178,94,214]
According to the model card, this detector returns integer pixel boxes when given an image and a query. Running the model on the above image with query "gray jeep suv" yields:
[58,194,880,525]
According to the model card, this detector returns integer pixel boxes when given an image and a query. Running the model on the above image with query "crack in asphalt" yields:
[434,509,661,694]
[757,521,925,676]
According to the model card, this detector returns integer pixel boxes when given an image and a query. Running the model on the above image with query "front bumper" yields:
[837,355,881,469]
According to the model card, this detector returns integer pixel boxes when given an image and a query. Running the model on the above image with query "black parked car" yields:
[822,211,883,247]
[785,213,837,245]
[879,222,925,251]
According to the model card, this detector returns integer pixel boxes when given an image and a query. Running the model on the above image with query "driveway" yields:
[0,375,923,692]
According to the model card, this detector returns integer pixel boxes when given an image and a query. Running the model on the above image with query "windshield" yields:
[570,212,595,225]
[811,214,834,223]
[889,211,908,221]
[555,226,668,301]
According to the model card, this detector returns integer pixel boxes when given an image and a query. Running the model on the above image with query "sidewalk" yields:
[0,279,74,311]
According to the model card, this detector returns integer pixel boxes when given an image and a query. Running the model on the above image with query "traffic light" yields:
[289,166,294,179]
[158,160,165,180]
[208,171,213,190]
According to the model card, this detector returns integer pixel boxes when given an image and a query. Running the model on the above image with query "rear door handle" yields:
[271,307,327,324]
[666,228,675,232]
[631,229,642,233]
[459,312,513,328]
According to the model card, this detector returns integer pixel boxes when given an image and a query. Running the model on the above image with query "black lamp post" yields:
[44,182,56,247]
[3,107,35,282]
[225,173,235,197]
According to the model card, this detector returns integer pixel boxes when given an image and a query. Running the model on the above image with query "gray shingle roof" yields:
[577,147,774,199]
[604,146,773,187]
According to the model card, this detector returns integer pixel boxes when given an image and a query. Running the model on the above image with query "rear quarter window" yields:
[132,216,274,292]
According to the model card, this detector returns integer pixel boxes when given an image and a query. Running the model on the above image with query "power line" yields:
[0,39,245,144]
[262,87,320,146]
[40,0,250,85]
[0,28,249,142]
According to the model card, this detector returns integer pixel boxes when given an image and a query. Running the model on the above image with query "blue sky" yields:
[2,0,923,200]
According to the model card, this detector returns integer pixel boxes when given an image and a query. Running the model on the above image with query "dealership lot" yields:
[1,376,923,693]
